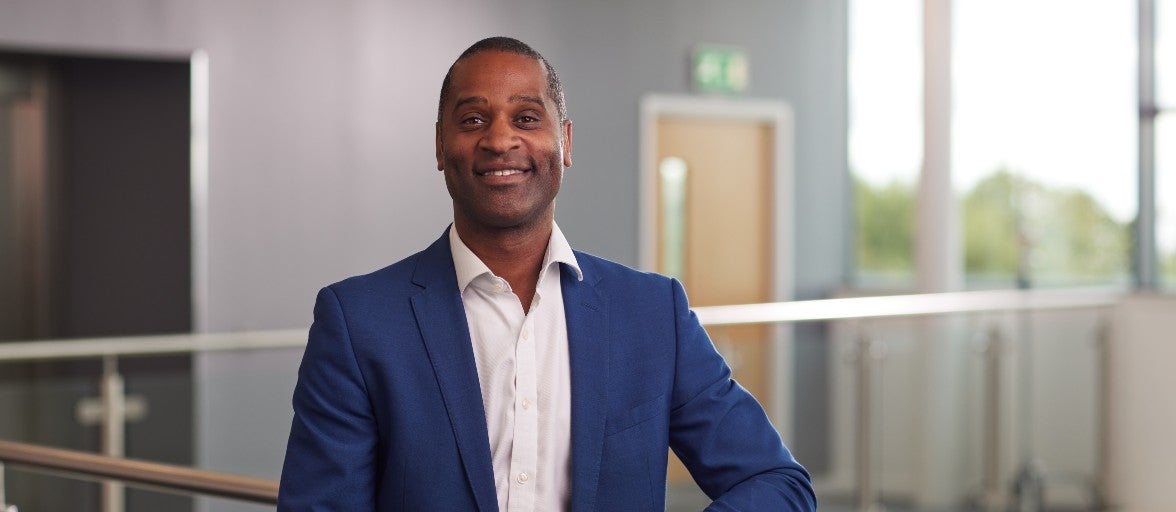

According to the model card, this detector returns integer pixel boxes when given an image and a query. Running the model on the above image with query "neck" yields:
[453,217,552,312]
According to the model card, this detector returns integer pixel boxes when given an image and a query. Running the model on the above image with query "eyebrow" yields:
[509,94,546,109]
[453,96,487,111]
[451,94,547,113]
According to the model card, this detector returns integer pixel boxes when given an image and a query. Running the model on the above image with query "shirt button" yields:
[520,329,530,340]
[493,282,504,293]
[517,472,529,485]
[522,398,531,410]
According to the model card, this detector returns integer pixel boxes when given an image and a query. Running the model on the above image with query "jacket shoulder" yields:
[331,254,418,293]
[572,250,674,290]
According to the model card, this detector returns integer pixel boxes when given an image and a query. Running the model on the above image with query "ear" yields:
[561,119,573,168]
[435,122,444,171]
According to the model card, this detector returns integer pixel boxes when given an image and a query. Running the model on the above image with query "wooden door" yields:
[654,116,776,483]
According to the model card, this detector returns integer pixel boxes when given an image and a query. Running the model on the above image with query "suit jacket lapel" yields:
[563,257,610,512]
[410,231,498,512]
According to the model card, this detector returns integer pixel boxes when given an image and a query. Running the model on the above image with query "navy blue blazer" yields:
[278,230,815,511]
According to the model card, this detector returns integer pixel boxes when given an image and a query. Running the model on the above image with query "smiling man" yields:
[278,37,816,511]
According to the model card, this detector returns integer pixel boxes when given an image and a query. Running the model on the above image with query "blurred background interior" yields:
[0,0,1173,511]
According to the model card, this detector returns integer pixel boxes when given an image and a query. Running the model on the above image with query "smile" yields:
[478,169,527,176]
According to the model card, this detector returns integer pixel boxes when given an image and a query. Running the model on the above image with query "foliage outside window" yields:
[963,169,1129,287]
[854,176,915,281]
[855,171,1130,288]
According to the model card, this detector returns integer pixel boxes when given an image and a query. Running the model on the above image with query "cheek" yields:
[439,135,475,167]
[441,171,457,196]
[441,148,469,172]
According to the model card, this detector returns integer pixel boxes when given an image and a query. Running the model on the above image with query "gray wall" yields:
[0,0,848,495]
[0,0,848,331]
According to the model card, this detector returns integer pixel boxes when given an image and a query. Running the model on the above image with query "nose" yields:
[478,118,520,154]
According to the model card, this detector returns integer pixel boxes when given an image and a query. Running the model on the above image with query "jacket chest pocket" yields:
[605,393,666,437]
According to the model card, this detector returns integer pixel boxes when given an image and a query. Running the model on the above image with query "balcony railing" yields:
[0,440,277,504]
[0,287,1123,512]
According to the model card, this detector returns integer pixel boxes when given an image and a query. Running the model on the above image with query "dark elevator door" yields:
[0,52,194,512]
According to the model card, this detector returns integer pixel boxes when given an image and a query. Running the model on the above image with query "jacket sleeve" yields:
[665,278,817,511]
[278,286,378,511]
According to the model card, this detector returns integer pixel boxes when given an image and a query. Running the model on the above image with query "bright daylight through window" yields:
[955,0,1136,288]
[849,0,921,288]
[1158,0,1175,288]
[851,0,1143,289]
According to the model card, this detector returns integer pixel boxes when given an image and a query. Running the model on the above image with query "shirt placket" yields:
[507,296,540,511]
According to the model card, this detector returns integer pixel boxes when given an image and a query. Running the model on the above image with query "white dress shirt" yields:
[449,223,581,512]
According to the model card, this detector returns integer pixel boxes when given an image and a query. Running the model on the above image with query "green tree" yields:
[854,168,1131,286]
[1034,187,1129,280]
[962,168,1029,278]
[1164,250,1176,286]
[854,175,915,277]
[961,168,1129,284]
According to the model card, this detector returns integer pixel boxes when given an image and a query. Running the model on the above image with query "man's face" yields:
[436,51,572,234]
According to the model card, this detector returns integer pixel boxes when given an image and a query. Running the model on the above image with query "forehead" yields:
[447,51,550,102]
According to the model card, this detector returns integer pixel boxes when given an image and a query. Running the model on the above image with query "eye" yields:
[459,114,485,126]
[516,113,542,127]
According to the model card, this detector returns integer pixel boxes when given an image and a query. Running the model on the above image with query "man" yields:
[279,36,815,511]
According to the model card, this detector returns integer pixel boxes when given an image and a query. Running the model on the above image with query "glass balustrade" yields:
[0,291,1123,512]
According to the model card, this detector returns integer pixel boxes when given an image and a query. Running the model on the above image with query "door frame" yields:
[638,93,796,440]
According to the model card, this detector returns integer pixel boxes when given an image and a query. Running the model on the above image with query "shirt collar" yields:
[449,222,583,293]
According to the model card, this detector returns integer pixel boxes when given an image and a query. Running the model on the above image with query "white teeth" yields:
[485,169,523,176]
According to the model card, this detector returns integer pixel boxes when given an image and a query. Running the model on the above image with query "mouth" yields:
[477,168,528,177]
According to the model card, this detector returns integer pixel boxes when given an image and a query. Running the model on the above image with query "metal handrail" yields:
[0,287,1124,363]
[0,329,305,362]
[695,286,1122,326]
[0,439,278,504]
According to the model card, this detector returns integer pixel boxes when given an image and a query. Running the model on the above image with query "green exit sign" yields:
[692,45,749,94]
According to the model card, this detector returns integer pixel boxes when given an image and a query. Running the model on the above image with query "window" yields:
[955,0,1136,288]
[850,0,1165,291]
[849,0,921,288]
[1158,0,1176,287]
[1160,115,1175,286]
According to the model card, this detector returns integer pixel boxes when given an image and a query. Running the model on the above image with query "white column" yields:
[917,0,968,508]
[918,0,960,295]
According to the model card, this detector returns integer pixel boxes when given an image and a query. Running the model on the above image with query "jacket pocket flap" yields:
[605,393,666,436]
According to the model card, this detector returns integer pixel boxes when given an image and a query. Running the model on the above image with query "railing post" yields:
[1007,310,1047,512]
[0,461,16,512]
[978,325,1005,512]
[854,328,886,512]
[100,355,125,512]
[1091,317,1111,510]
[855,332,873,512]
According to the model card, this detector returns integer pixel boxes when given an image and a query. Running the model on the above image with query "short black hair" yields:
[437,36,567,123]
